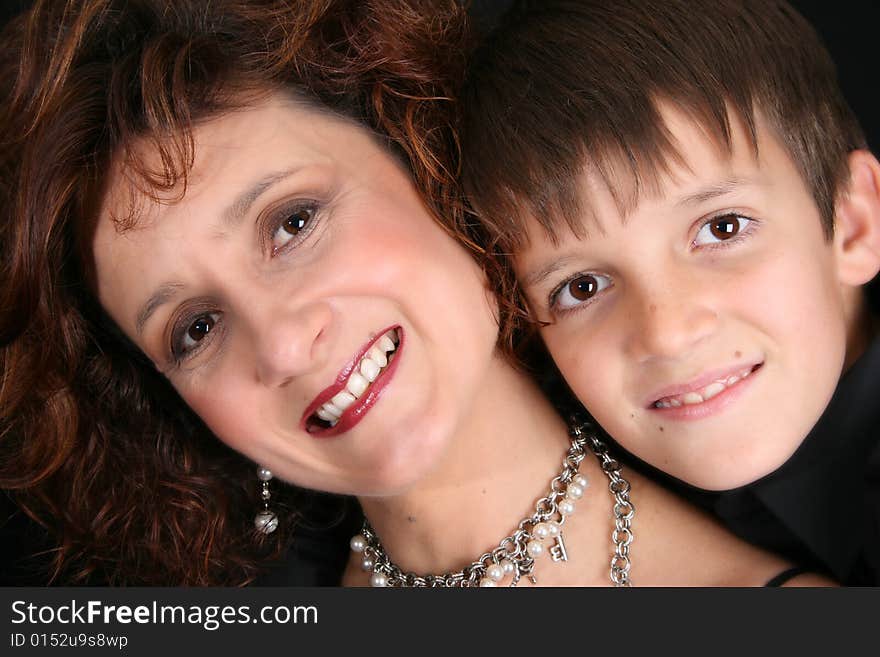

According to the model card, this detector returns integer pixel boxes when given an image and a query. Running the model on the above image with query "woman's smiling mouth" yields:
[302,326,402,436]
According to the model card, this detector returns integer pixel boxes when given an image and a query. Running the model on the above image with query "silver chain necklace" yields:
[349,419,634,587]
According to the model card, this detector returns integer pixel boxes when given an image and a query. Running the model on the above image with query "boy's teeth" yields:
[701,382,726,400]
[654,366,755,408]
[314,329,401,424]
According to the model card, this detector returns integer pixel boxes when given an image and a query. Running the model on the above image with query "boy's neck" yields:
[844,288,878,371]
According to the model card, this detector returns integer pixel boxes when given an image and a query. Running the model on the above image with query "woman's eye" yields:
[173,312,220,358]
[271,206,315,253]
[551,273,612,311]
[694,214,753,246]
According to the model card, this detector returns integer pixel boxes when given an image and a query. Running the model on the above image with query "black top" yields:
[764,565,813,587]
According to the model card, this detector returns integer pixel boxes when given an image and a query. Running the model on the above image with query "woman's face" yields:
[92,94,498,496]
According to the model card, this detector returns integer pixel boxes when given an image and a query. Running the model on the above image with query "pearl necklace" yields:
[349,420,634,587]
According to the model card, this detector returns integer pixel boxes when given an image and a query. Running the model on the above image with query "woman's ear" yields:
[833,149,880,286]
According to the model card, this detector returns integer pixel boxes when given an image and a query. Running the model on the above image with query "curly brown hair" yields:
[0,0,471,585]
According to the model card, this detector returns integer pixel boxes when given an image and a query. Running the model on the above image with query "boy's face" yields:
[515,105,851,490]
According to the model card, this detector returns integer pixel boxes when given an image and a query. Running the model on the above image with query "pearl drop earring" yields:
[254,466,279,534]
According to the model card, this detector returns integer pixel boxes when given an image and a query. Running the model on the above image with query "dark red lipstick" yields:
[301,325,403,437]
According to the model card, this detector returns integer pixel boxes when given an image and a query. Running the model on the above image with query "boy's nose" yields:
[624,282,718,362]
[249,300,333,387]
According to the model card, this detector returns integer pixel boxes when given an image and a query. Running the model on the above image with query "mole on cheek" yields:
[658,426,664,432]
[735,351,742,358]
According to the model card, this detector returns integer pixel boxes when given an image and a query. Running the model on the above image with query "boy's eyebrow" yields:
[521,255,582,289]
[673,177,748,208]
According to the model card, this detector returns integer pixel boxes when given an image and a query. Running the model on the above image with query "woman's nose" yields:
[249,301,333,387]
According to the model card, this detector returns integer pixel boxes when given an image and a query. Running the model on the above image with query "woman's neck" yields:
[356,355,571,575]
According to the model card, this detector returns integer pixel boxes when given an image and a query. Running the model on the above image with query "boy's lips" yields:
[645,361,763,410]
[301,325,403,437]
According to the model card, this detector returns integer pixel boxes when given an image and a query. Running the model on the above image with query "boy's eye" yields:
[694,214,752,246]
[551,273,613,311]
[173,311,220,359]
[271,206,315,254]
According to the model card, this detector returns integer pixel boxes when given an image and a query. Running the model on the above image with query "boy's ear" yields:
[833,149,880,286]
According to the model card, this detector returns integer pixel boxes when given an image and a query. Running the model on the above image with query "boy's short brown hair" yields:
[461,0,867,251]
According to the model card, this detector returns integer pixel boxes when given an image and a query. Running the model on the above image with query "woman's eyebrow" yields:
[221,167,301,227]
[136,282,185,336]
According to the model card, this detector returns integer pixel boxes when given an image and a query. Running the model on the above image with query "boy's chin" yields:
[637,436,806,493]
[670,451,797,493]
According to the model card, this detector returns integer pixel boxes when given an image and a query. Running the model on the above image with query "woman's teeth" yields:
[314,329,399,425]
[653,366,756,409]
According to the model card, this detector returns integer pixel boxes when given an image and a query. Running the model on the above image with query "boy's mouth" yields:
[650,363,763,409]
[302,326,402,436]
